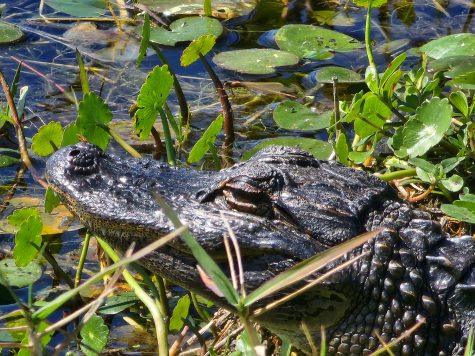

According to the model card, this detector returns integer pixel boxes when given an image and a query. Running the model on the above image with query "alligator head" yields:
[46,143,475,355]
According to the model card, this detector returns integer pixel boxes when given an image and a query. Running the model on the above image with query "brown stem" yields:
[150,126,163,159]
[199,54,235,147]
[0,70,47,188]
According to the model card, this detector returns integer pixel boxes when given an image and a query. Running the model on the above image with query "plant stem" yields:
[101,124,142,158]
[365,0,379,88]
[376,168,416,181]
[75,232,91,288]
[158,107,176,165]
[199,53,235,147]
[239,315,261,355]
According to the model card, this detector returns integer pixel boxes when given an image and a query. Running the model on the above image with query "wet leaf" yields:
[275,24,362,60]
[181,34,216,66]
[188,114,223,163]
[0,259,42,288]
[0,21,24,44]
[213,49,299,75]
[149,16,223,46]
[134,65,174,140]
[31,122,63,156]
[98,292,139,315]
[273,101,331,131]
[169,294,190,333]
[420,33,475,59]
[242,137,333,160]
[13,215,43,267]
[314,66,363,83]
[45,0,107,17]
[392,97,452,158]
[80,314,109,356]
[77,92,112,150]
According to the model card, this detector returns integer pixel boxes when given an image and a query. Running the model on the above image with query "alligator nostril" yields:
[66,145,101,176]
[69,149,81,157]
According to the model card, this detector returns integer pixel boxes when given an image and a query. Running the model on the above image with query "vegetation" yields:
[0,0,474,354]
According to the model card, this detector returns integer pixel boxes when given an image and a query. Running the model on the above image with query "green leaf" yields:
[365,66,379,93]
[61,122,80,147]
[13,215,43,267]
[31,122,63,156]
[213,49,299,75]
[440,156,465,173]
[0,21,24,44]
[0,259,42,288]
[8,208,40,229]
[80,314,109,356]
[137,12,150,67]
[392,97,452,158]
[447,71,475,90]
[181,34,216,66]
[77,92,113,150]
[169,294,191,333]
[348,149,373,164]
[335,131,349,166]
[98,292,139,315]
[149,16,223,46]
[275,24,362,60]
[440,175,463,192]
[449,91,469,118]
[408,157,436,174]
[0,155,20,167]
[273,101,331,131]
[420,33,475,59]
[242,137,333,161]
[44,187,61,214]
[352,0,388,7]
[188,114,223,163]
[354,93,390,137]
[45,0,107,17]
[134,65,174,140]
[441,204,475,224]
[314,66,363,83]
[76,49,90,95]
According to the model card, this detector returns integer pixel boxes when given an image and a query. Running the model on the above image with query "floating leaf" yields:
[181,34,216,66]
[273,101,331,131]
[314,66,363,83]
[149,16,223,46]
[0,259,42,288]
[134,65,174,140]
[80,314,109,356]
[274,24,362,60]
[392,97,452,158]
[45,0,107,17]
[242,137,333,160]
[0,21,24,45]
[420,33,475,59]
[169,294,190,333]
[31,122,63,156]
[77,93,112,150]
[188,114,223,163]
[213,49,299,75]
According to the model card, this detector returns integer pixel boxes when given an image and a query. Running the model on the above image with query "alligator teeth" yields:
[426,255,452,268]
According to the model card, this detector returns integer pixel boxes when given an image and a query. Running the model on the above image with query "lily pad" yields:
[213,49,299,75]
[242,137,333,160]
[0,259,42,288]
[314,66,363,83]
[149,16,223,46]
[45,0,107,17]
[420,33,475,59]
[273,101,331,131]
[0,21,24,45]
[274,24,362,60]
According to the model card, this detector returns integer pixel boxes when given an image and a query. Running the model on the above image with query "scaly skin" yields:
[45,143,475,355]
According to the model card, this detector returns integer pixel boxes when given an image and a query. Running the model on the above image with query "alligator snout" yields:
[65,143,104,176]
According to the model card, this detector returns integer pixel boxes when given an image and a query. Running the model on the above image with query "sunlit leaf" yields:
[44,187,61,214]
[45,0,107,17]
[169,294,190,333]
[314,66,363,83]
[0,21,24,44]
[273,101,331,131]
[13,215,43,267]
[0,259,42,288]
[31,122,63,156]
[134,65,174,140]
[420,33,475,59]
[181,34,216,66]
[441,204,475,224]
[61,122,80,147]
[188,114,223,163]
[137,13,150,67]
[80,314,109,356]
[98,292,139,315]
[77,92,113,150]
[213,49,299,75]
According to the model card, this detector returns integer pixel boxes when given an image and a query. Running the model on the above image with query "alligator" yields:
[45,143,475,355]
